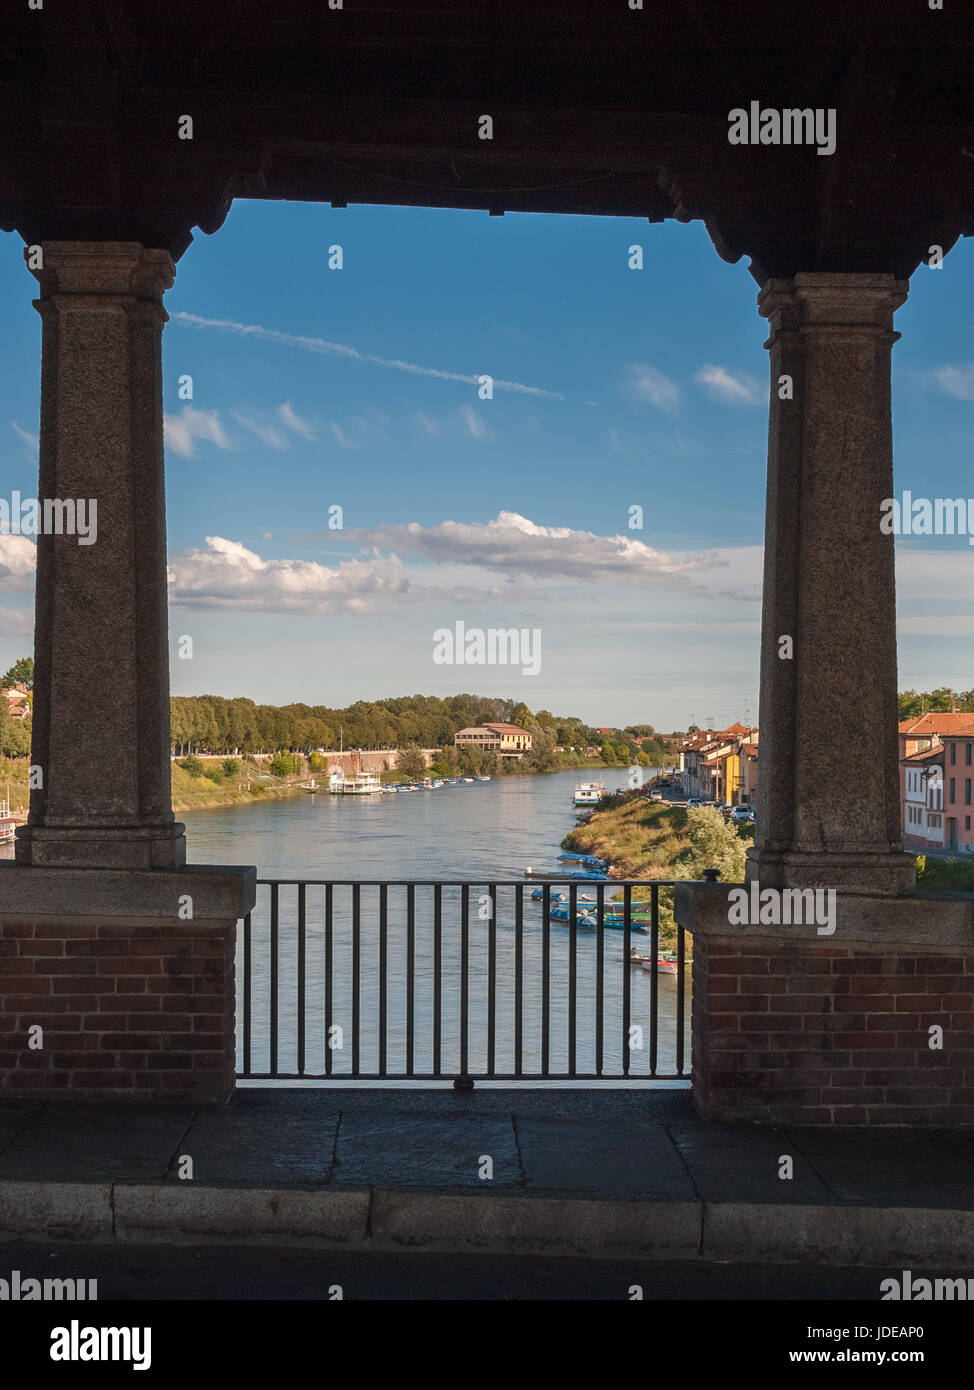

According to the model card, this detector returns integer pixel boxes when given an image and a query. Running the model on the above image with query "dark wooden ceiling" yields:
[3,0,974,279]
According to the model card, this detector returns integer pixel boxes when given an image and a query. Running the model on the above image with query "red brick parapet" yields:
[0,917,234,1103]
[0,864,254,1102]
[677,882,974,1125]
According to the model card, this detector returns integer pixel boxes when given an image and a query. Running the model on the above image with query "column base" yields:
[15,823,187,871]
[746,846,916,896]
[0,863,255,1103]
[675,882,974,1125]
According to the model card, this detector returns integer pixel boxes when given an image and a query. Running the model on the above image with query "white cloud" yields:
[168,537,409,614]
[460,404,491,441]
[695,365,765,405]
[625,365,681,414]
[414,412,443,437]
[10,421,38,450]
[172,312,563,399]
[232,411,289,450]
[343,511,724,592]
[164,406,230,459]
[331,423,356,450]
[278,401,315,440]
[0,534,37,590]
[929,365,974,400]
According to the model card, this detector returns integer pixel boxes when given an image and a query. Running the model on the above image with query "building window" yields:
[950,778,956,803]
[968,743,973,765]
[967,779,972,806]
[967,817,972,831]
[951,742,957,765]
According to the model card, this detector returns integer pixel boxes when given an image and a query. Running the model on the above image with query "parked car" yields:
[648,790,664,802]
[730,805,755,824]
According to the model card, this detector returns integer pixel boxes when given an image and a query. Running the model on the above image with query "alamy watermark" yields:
[728,103,836,156]
[880,493,974,543]
[432,620,542,676]
[1,1269,97,1300]
[727,882,837,936]
[0,493,97,545]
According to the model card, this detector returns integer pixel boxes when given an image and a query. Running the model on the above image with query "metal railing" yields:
[237,879,694,1083]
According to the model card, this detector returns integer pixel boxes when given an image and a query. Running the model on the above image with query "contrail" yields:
[171,312,564,400]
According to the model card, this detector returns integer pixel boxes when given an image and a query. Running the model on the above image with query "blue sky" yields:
[0,201,971,729]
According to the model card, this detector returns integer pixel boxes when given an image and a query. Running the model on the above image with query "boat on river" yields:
[0,796,20,843]
[524,867,611,881]
[329,771,382,795]
[643,950,680,974]
[573,778,604,806]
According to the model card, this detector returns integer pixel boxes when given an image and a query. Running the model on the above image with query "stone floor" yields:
[2,1088,973,1264]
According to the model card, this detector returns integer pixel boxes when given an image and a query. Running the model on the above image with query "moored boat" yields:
[572,778,604,806]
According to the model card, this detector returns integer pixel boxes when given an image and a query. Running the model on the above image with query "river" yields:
[178,767,689,1086]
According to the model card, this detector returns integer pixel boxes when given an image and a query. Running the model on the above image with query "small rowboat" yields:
[642,951,680,975]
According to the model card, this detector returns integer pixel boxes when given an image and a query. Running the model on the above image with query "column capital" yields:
[27,241,174,301]
[759,271,909,337]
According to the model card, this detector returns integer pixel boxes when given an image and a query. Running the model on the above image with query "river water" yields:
[178,767,690,1086]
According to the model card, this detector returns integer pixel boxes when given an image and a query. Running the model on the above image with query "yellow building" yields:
[454,723,533,758]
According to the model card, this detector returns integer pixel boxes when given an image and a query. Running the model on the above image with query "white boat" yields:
[0,796,20,843]
[329,771,382,795]
[573,778,604,806]
[475,775,491,782]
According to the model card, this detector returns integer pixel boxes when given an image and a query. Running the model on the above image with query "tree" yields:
[0,701,30,756]
[674,806,750,883]
[397,746,427,780]
[2,657,33,690]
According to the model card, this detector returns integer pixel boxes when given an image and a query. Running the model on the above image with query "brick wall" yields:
[0,918,235,1102]
[693,935,974,1125]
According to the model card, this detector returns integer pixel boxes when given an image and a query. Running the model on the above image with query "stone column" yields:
[748,273,914,896]
[0,242,254,1104]
[18,242,185,870]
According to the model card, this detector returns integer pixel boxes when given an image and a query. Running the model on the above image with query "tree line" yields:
[169,692,671,765]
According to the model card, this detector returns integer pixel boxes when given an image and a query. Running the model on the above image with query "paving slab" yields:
[332,1112,522,1186]
[235,1086,695,1124]
[115,1183,370,1248]
[784,1129,974,1207]
[668,1122,833,1204]
[515,1116,695,1197]
[704,1202,974,1268]
[0,1100,43,1155]
[0,1104,194,1182]
[0,1180,112,1243]
[371,1189,701,1258]
[165,1105,340,1184]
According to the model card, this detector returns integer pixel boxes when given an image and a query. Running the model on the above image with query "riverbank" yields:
[0,754,679,819]
[562,796,694,879]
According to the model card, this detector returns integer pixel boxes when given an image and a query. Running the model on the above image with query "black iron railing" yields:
[237,879,694,1082]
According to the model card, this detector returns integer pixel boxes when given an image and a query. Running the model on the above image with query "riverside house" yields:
[899,714,974,855]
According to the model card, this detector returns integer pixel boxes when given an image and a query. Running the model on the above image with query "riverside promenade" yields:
[2,1087,973,1268]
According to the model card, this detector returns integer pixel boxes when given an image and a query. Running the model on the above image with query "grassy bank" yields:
[0,755,309,817]
[916,854,974,893]
[562,797,692,879]
[563,795,755,947]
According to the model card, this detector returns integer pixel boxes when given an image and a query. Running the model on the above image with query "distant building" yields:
[899,713,974,854]
[678,724,758,804]
[2,682,30,720]
[454,723,533,758]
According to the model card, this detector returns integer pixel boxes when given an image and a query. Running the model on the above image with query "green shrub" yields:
[204,768,224,784]
[178,755,205,777]
[222,758,241,776]
[269,754,296,777]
